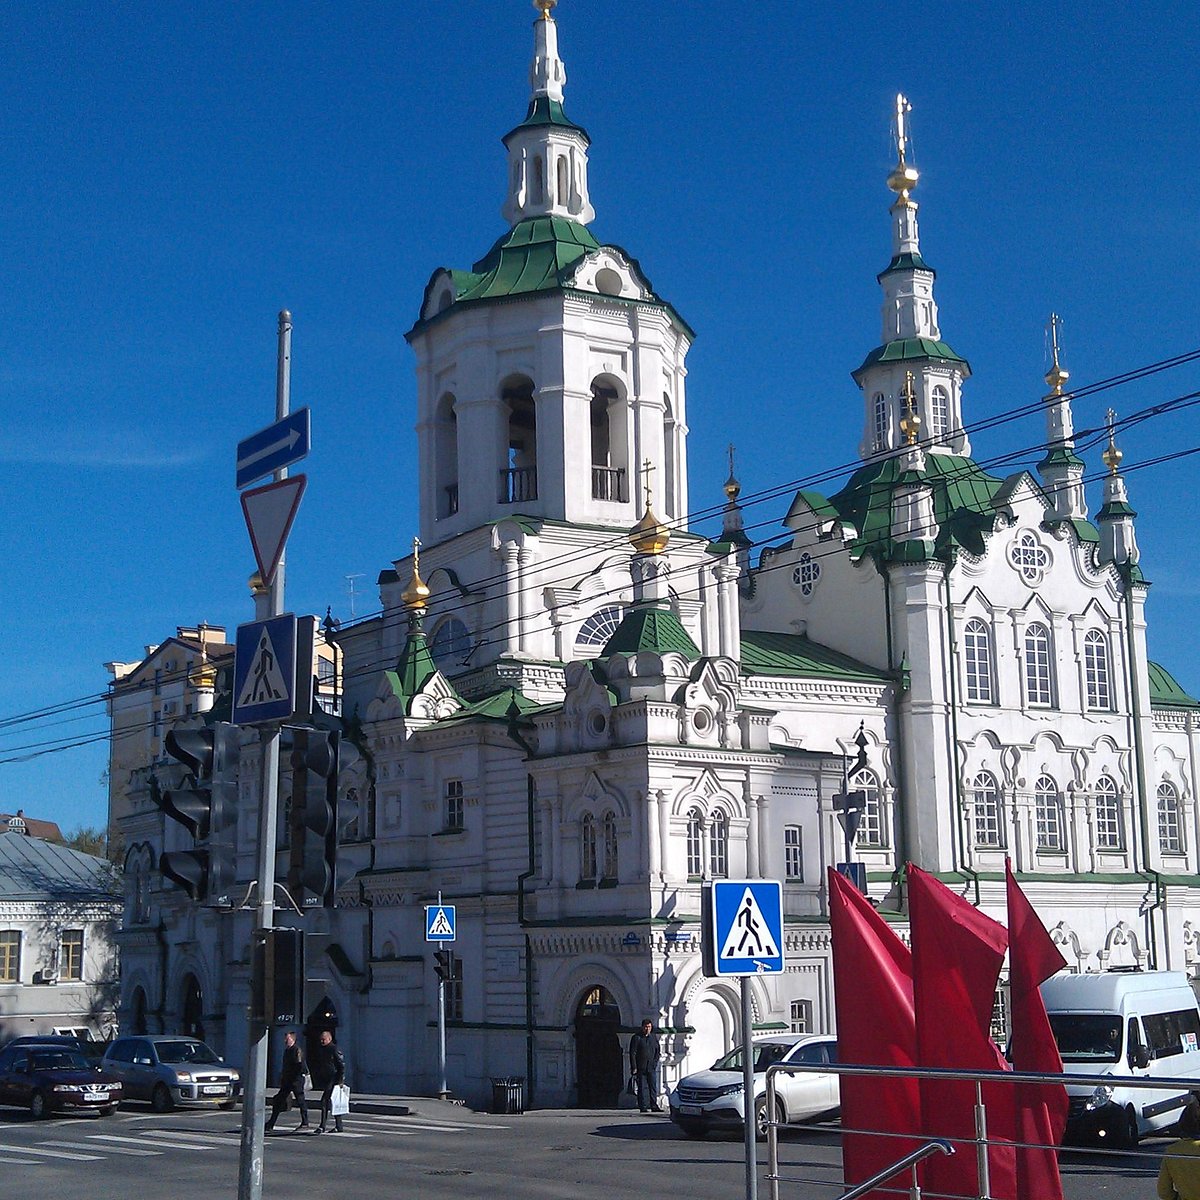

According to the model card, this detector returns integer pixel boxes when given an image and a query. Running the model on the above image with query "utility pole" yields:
[237,310,291,1200]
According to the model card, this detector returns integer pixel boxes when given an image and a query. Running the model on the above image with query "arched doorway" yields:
[303,995,339,1082]
[131,986,148,1036]
[181,974,204,1042]
[574,986,623,1108]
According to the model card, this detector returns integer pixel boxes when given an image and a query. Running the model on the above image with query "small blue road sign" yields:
[425,904,456,942]
[710,879,784,976]
[236,408,311,489]
[232,615,297,725]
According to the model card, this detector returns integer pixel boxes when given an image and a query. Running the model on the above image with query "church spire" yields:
[501,0,595,227]
[1038,313,1088,522]
[1097,410,1140,567]
[852,95,971,461]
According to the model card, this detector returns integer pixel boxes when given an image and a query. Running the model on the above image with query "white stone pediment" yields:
[420,269,458,322]
[991,471,1050,521]
[565,246,653,302]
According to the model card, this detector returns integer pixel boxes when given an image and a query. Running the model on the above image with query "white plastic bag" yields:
[330,1083,351,1116]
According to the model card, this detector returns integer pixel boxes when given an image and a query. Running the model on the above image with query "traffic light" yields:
[434,948,453,982]
[154,722,239,906]
[251,927,305,1027]
[287,728,340,908]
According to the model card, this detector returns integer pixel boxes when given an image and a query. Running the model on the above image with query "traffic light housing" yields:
[434,948,453,982]
[155,722,239,906]
[287,728,340,908]
[251,927,305,1027]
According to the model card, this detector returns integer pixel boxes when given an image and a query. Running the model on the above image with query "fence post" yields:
[974,1079,992,1200]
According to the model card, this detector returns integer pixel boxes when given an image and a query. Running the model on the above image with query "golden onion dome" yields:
[401,535,431,610]
[629,504,670,555]
[1102,440,1124,474]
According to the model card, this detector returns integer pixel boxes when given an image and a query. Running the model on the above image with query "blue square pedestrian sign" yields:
[710,880,784,976]
[232,615,297,725]
[425,904,456,943]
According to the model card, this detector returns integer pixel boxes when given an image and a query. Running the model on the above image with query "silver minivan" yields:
[102,1036,240,1111]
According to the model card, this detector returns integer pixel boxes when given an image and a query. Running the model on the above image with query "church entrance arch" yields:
[573,985,623,1108]
[131,985,148,1035]
[303,995,339,1083]
[181,974,204,1042]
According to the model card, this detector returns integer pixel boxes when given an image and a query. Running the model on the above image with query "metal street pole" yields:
[740,975,757,1200]
[237,310,291,1200]
[437,892,448,1100]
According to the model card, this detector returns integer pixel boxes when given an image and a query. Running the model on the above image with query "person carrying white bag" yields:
[312,1030,347,1134]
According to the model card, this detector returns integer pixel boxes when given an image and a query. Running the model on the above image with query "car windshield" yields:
[154,1040,221,1065]
[710,1043,792,1073]
[29,1050,90,1071]
[1047,1013,1122,1062]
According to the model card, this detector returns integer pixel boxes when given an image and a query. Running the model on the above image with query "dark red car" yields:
[0,1042,122,1118]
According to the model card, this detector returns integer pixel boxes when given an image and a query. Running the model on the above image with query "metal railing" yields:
[499,466,537,504]
[838,1140,953,1200]
[591,465,627,503]
[444,483,459,515]
[764,1059,1200,1200]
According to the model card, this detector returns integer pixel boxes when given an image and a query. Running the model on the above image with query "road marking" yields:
[352,1114,505,1131]
[140,1129,234,1143]
[8,1144,103,1161]
[92,1133,213,1151]
[41,1138,159,1157]
[347,1119,468,1133]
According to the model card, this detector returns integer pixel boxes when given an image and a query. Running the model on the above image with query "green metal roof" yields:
[740,629,889,682]
[1148,661,1200,710]
[455,216,601,302]
[440,686,551,725]
[852,337,970,384]
[383,625,455,713]
[502,96,590,145]
[1098,497,1138,520]
[602,605,699,658]
[877,251,935,280]
[1039,445,1086,470]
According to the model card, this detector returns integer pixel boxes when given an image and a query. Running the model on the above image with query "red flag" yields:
[1006,859,1068,1200]
[908,864,1017,1200]
[828,868,921,1186]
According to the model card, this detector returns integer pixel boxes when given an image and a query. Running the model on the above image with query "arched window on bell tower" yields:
[532,155,545,205]
[589,375,628,504]
[663,394,678,519]
[501,374,538,504]
[557,154,569,207]
[435,392,460,518]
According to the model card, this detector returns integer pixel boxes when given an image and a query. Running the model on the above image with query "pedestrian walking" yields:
[1159,1100,1200,1200]
[265,1030,309,1131]
[312,1030,346,1134]
[628,1018,662,1113]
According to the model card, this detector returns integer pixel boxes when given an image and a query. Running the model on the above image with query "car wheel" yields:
[1117,1105,1140,1150]
[754,1097,783,1141]
[29,1091,49,1120]
[98,1105,115,1117]
[151,1083,174,1113]
[219,1100,237,1111]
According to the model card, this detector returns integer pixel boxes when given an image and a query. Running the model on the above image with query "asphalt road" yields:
[0,1098,1167,1199]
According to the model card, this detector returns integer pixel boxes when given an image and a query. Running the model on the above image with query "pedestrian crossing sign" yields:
[232,615,297,725]
[709,880,784,976]
[425,904,456,942]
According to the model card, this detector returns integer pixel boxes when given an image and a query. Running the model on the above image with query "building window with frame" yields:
[872,393,888,451]
[580,813,597,882]
[1023,621,1054,708]
[1094,777,1123,851]
[431,618,473,671]
[686,808,704,877]
[1083,629,1113,711]
[930,385,949,441]
[444,779,464,832]
[990,982,1011,1044]
[1158,782,1183,854]
[853,769,884,848]
[0,930,19,983]
[789,998,813,1035]
[575,605,624,652]
[784,825,803,881]
[1035,776,1065,851]
[59,929,84,982]
[442,950,463,1022]
[973,771,1005,849]
[602,811,619,881]
[709,810,728,878]
[963,618,995,704]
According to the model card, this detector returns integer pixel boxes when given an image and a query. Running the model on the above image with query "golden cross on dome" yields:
[533,0,557,19]
[727,443,736,477]
[412,535,422,571]
[900,371,921,446]
[895,94,912,164]
[642,458,656,508]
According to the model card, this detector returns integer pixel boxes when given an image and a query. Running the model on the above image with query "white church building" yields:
[112,5,1200,1109]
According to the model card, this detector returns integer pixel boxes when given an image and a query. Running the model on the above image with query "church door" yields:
[574,986,623,1108]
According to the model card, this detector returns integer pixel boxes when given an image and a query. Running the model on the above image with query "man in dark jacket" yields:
[312,1030,346,1133]
[628,1019,662,1113]
[265,1030,308,1131]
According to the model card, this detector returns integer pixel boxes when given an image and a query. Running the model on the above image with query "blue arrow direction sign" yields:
[710,880,784,976]
[425,904,456,942]
[236,408,311,489]
[232,615,297,725]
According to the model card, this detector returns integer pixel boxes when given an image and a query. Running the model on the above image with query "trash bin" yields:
[489,1076,525,1115]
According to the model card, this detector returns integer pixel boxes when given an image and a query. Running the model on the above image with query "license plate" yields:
[680,1104,702,1116]
[85,1091,107,1101]
[202,1085,228,1095]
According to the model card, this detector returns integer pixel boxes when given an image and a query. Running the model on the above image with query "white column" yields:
[648,789,662,877]
[756,794,769,876]
[746,790,759,877]
[500,543,520,655]
[658,790,671,881]
[518,546,534,654]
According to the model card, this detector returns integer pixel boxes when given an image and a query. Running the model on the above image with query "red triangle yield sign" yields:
[241,474,306,587]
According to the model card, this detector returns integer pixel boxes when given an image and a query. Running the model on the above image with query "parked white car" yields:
[668,1034,840,1139]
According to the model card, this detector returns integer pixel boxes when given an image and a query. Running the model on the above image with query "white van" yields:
[1040,970,1200,1146]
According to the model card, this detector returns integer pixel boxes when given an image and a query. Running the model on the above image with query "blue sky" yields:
[2,1,1198,835]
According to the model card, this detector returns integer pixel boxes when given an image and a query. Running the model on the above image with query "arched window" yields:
[872,393,888,451]
[532,154,544,205]
[963,618,994,704]
[973,771,1005,849]
[708,810,728,878]
[434,392,459,518]
[580,813,597,882]
[1158,782,1183,854]
[663,394,678,519]
[686,808,704,877]
[589,376,628,503]
[930,385,949,440]
[1084,630,1112,711]
[1094,777,1123,851]
[602,811,618,880]
[853,768,884,848]
[1023,622,1054,707]
[431,617,473,670]
[500,375,538,503]
[576,605,624,652]
[1035,776,1065,851]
